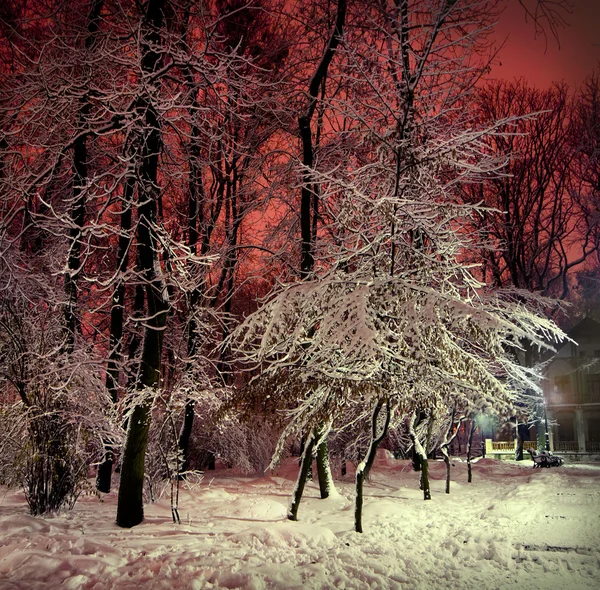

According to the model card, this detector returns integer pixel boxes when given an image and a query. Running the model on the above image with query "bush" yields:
[22,406,94,514]
[0,298,113,515]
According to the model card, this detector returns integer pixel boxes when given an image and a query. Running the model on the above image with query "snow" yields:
[1,454,599,589]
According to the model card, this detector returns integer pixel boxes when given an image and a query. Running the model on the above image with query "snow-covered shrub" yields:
[142,400,182,503]
[23,404,92,514]
[186,402,284,475]
[0,403,27,487]
[0,296,113,514]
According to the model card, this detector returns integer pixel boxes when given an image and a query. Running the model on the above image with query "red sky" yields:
[489,0,600,88]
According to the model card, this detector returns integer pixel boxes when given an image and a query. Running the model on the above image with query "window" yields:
[555,413,575,441]
[585,375,600,404]
[555,375,571,393]
[553,376,573,404]
[587,418,600,442]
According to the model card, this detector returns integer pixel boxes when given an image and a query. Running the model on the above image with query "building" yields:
[544,317,600,457]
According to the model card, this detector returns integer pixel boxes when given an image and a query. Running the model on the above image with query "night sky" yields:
[490,0,600,88]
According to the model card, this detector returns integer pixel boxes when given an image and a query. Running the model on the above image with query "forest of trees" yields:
[0,0,598,531]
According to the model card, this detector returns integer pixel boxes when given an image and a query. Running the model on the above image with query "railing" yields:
[554,441,579,452]
[491,441,514,451]
[485,439,600,454]
[549,392,600,405]
[489,440,537,451]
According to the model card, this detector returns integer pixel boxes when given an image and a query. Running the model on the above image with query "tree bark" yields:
[466,418,476,483]
[299,0,346,279]
[315,423,334,499]
[296,0,346,498]
[176,1,206,471]
[355,398,390,533]
[96,174,135,493]
[288,431,316,521]
[176,146,202,474]
[440,406,463,494]
[63,0,105,352]
[409,411,431,501]
[515,421,528,462]
[116,0,168,529]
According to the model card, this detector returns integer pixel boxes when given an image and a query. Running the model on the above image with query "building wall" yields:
[544,318,600,453]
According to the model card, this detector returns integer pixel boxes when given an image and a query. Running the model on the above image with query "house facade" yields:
[544,318,600,456]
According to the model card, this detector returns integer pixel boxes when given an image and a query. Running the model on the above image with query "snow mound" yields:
[210,496,288,521]
[372,448,398,468]
[230,520,337,550]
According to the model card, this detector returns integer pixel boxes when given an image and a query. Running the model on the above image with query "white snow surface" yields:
[1,453,599,589]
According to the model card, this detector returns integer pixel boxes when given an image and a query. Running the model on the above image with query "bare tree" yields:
[116,0,171,528]
[463,80,594,299]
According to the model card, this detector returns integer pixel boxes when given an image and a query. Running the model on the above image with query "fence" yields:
[484,440,537,455]
[488,439,600,455]
[554,441,579,452]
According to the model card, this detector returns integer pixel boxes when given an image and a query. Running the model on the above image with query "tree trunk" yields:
[116,278,168,527]
[355,398,390,533]
[420,458,431,501]
[177,396,195,475]
[411,445,422,472]
[515,421,528,461]
[96,175,135,493]
[409,411,431,501]
[177,136,202,474]
[315,424,334,499]
[441,446,450,494]
[467,418,476,483]
[116,0,168,529]
[299,0,347,280]
[63,0,105,353]
[288,431,316,521]
[176,6,211,468]
[440,406,462,494]
[294,1,346,501]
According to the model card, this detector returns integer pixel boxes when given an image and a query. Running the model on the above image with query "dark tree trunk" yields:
[409,411,431,501]
[441,446,450,494]
[116,250,168,527]
[63,132,86,352]
[296,1,346,496]
[411,446,422,472]
[467,418,476,483]
[176,9,207,470]
[125,281,146,392]
[116,0,168,529]
[440,406,462,494]
[299,0,346,280]
[515,421,529,461]
[355,398,390,533]
[105,183,134,402]
[420,459,431,501]
[96,175,134,493]
[315,425,333,499]
[176,156,202,475]
[288,431,316,521]
[178,396,195,475]
[63,0,105,352]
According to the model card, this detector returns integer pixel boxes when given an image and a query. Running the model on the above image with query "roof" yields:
[565,317,600,341]
[550,317,600,360]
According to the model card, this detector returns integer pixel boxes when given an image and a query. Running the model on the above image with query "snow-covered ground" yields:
[1,454,599,589]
